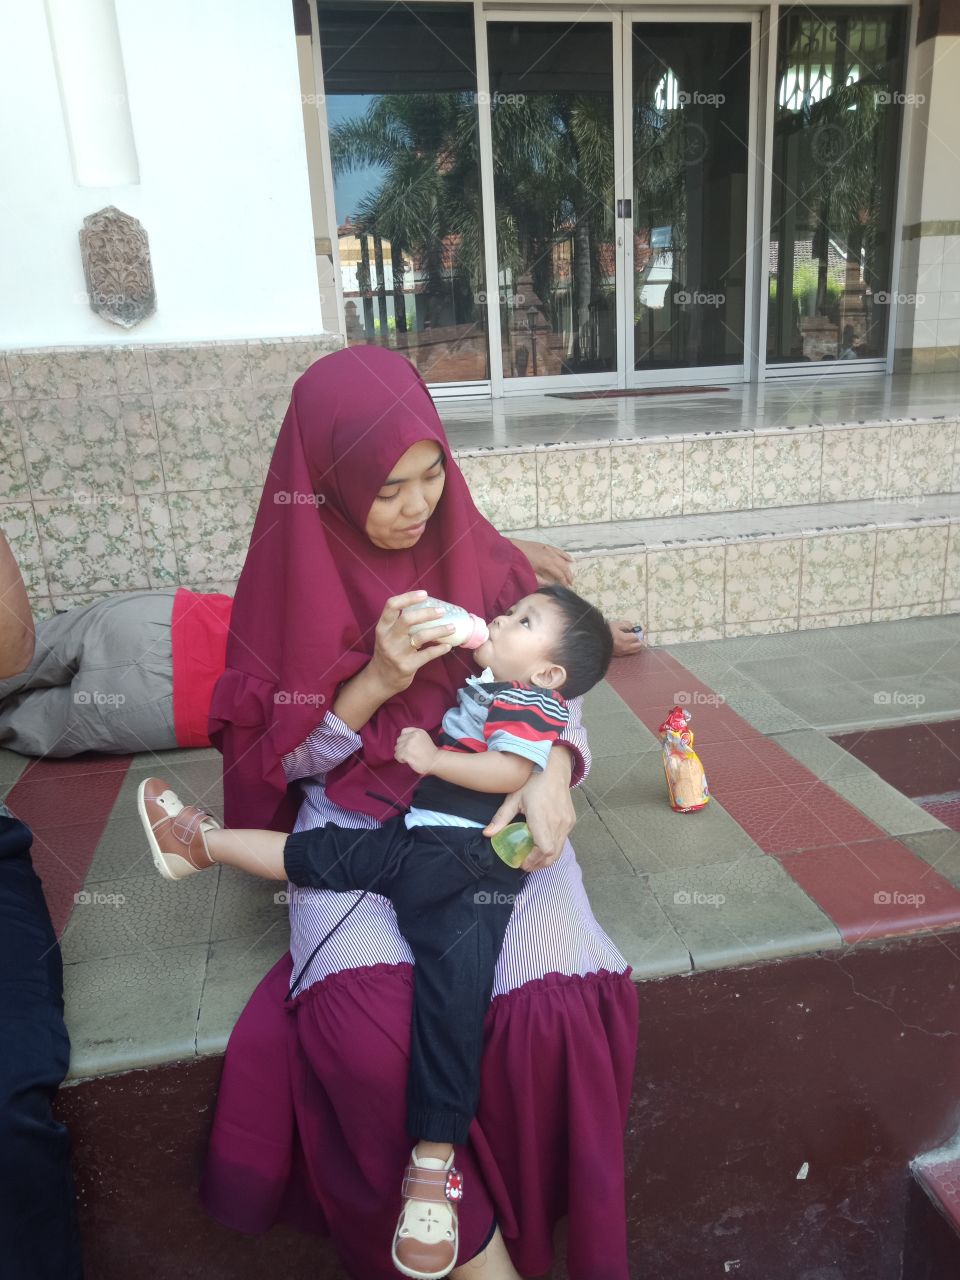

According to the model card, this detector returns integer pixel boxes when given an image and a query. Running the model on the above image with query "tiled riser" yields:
[459,419,960,529]
[572,523,960,645]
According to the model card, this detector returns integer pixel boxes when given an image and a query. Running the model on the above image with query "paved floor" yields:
[439,371,960,450]
[4,614,960,1081]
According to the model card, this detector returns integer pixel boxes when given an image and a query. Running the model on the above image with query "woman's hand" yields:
[394,726,439,775]
[367,590,456,698]
[483,748,576,871]
[610,620,645,657]
[509,538,574,588]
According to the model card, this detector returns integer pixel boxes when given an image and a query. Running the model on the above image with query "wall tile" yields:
[458,451,538,529]
[0,356,11,400]
[146,343,250,393]
[821,427,891,501]
[155,390,262,491]
[873,524,949,609]
[0,405,29,501]
[137,496,179,587]
[536,447,610,526]
[18,397,133,501]
[246,336,343,388]
[245,387,292,457]
[572,552,645,622]
[800,531,877,614]
[683,435,752,513]
[800,609,872,629]
[611,441,684,519]
[886,421,956,496]
[872,601,942,621]
[753,431,822,508]
[647,543,725,635]
[34,496,149,594]
[943,524,960,602]
[1,502,48,595]
[168,489,259,585]
[725,538,801,625]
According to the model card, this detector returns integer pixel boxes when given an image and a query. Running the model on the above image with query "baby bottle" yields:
[403,597,489,650]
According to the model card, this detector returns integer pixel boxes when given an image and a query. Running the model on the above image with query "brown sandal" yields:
[137,777,220,880]
[391,1148,462,1279]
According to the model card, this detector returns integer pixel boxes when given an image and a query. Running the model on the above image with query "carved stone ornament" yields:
[79,206,156,328]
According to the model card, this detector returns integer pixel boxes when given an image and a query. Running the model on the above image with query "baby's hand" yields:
[394,727,439,775]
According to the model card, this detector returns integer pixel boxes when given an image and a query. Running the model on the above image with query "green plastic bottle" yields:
[491,822,534,868]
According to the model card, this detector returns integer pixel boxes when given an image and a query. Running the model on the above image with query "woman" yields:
[203,347,639,1279]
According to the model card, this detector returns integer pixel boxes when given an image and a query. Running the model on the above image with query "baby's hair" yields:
[535,584,614,699]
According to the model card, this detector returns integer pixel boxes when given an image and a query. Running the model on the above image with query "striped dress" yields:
[281,695,630,995]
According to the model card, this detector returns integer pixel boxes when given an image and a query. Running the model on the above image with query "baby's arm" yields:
[395,727,534,793]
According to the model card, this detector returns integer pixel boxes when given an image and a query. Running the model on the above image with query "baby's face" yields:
[474,594,564,686]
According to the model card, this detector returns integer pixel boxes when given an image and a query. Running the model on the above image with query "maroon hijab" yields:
[208,346,537,831]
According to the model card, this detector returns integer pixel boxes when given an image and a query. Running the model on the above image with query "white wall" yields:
[0,0,325,348]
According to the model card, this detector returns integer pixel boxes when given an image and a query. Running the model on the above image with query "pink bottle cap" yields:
[460,616,489,649]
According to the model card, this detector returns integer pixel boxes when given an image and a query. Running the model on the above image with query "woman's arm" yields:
[282,710,363,782]
[556,694,591,787]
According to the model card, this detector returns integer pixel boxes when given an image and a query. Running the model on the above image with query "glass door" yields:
[623,14,757,384]
[485,16,622,390]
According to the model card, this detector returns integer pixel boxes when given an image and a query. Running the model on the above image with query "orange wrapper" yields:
[658,705,709,813]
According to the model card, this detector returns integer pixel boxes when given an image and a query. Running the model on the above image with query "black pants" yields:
[284,817,527,1145]
[0,813,83,1279]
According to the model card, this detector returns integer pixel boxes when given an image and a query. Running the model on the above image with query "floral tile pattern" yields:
[873,524,950,608]
[724,617,800,638]
[458,451,538,529]
[800,609,873,630]
[246,336,343,388]
[7,348,149,400]
[34,497,149,594]
[17,397,135,501]
[0,356,11,400]
[610,441,684,520]
[2,502,48,596]
[800,531,877,614]
[885,422,956,496]
[137,496,179,588]
[0,405,29,501]
[572,552,645,623]
[725,538,802,625]
[145,343,251,394]
[155,391,263,491]
[752,431,823,508]
[945,524,960,601]
[821,427,891,501]
[654,624,725,645]
[537,447,611,526]
[122,395,164,495]
[872,601,943,621]
[246,388,293,457]
[683,435,752,513]
[647,544,725,636]
[168,489,260,585]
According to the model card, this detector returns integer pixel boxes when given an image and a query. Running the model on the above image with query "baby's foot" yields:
[391,1146,462,1279]
[137,777,220,880]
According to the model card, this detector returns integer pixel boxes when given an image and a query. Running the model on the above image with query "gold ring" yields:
[410,635,418,649]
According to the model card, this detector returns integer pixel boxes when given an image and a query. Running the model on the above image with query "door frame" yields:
[476,6,762,396]
[619,7,762,388]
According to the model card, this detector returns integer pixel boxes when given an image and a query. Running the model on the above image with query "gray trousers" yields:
[0,589,179,757]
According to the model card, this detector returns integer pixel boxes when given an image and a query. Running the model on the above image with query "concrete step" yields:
[506,492,960,644]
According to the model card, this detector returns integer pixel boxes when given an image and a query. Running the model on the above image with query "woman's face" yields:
[364,439,446,550]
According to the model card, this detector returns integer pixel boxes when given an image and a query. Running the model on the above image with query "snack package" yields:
[658,705,709,813]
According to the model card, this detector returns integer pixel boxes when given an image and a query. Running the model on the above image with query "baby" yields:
[136,584,613,1280]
